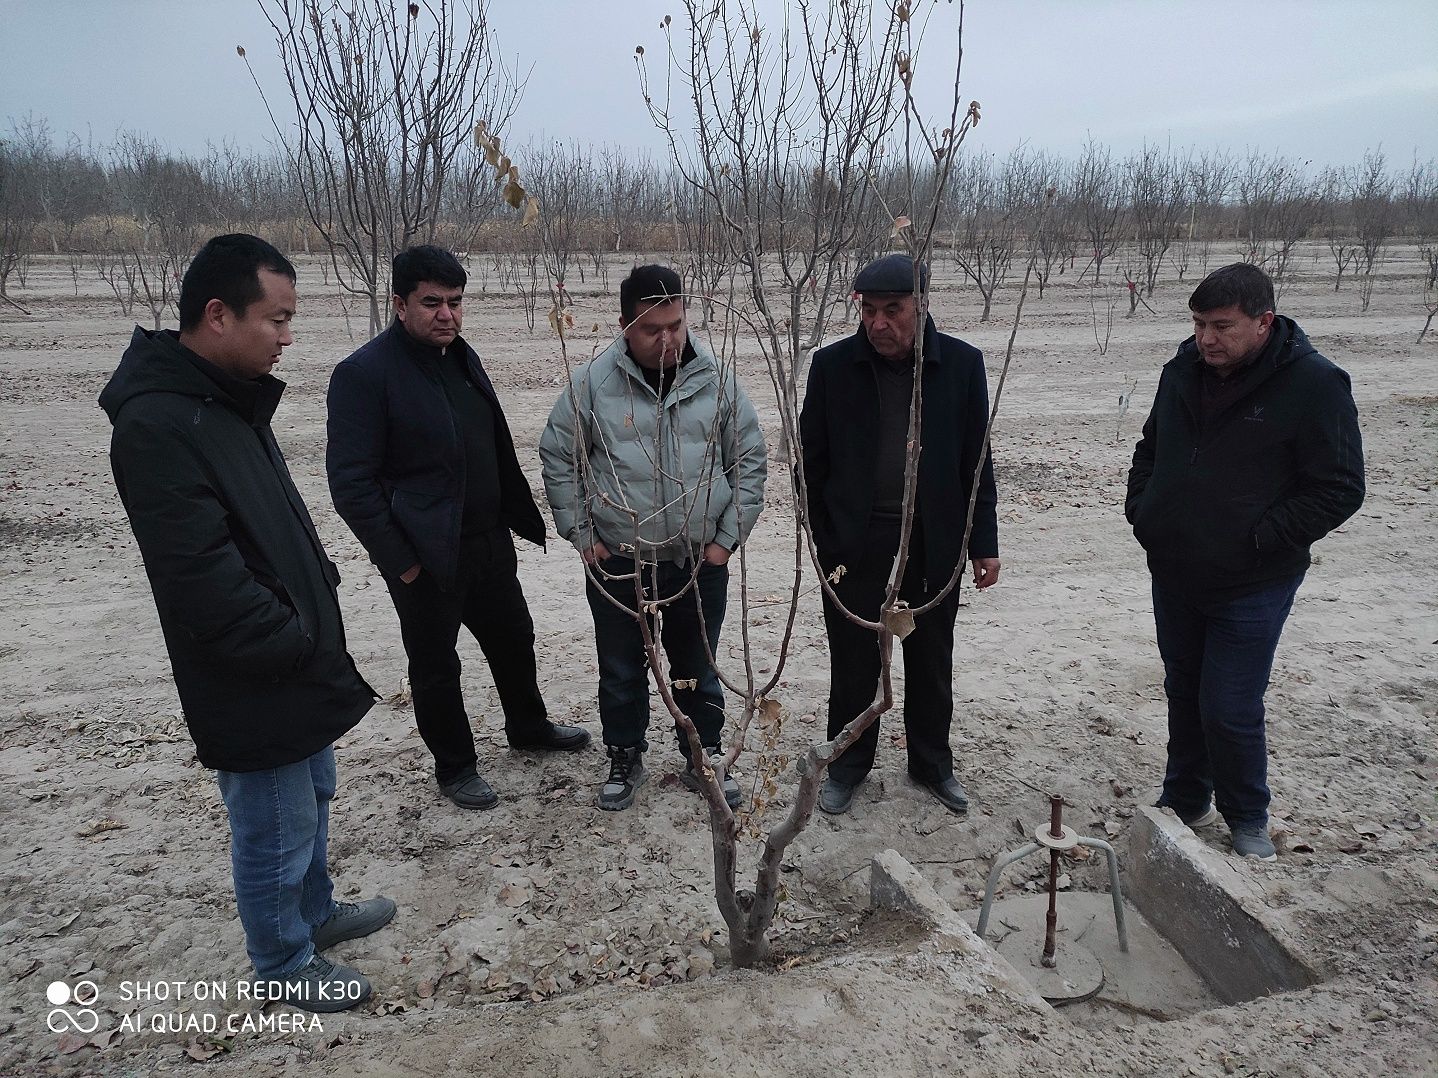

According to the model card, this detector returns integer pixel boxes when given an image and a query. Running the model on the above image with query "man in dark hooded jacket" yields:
[1127,262,1364,862]
[100,234,392,1012]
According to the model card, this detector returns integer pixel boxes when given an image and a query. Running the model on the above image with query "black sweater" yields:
[1126,316,1364,596]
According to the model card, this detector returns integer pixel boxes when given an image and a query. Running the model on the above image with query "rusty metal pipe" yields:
[1041,795,1064,968]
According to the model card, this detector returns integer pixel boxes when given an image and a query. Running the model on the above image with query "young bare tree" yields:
[1070,137,1126,283]
[1089,274,1117,355]
[1125,143,1189,297]
[524,139,590,302]
[1401,158,1438,342]
[246,0,521,335]
[1420,280,1438,344]
[1350,148,1394,314]
[1236,150,1321,301]
[1410,159,1438,292]
[1173,149,1231,282]
[1029,152,1069,298]
[949,146,1039,321]
[199,140,272,236]
[108,133,207,329]
[0,132,38,302]
[1318,166,1359,292]
[599,144,656,257]
[624,0,994,968]
[672,175,733,328]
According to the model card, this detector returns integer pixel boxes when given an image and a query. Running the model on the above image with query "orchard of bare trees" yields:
[2,108,1437,329]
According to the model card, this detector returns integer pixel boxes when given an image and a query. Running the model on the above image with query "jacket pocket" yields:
[390,487,451,537]
[254,570,298,612]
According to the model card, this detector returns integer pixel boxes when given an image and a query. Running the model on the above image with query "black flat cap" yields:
[854,253,928,295]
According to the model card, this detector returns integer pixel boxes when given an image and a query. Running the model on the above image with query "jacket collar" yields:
[1173,314,1308,416]
[99,327,283,427]
[850,313,941,366]
[388,319,470,367]
[605,334,719,401]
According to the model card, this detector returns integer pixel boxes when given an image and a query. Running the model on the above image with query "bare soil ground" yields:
[1,246,1434,1076]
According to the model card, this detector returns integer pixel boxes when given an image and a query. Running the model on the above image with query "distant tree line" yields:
[2,113,1435,326]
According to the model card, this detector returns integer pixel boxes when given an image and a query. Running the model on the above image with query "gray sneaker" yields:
[312,896,397,952]
[1231,824,1277,862]
[681,746,742,809]
[257,954,371,1013]
[598,745,646,811]
[1155,799,1221,828]
[818,776,858,815]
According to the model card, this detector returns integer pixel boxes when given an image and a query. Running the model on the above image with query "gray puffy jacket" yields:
[539,337,767,564]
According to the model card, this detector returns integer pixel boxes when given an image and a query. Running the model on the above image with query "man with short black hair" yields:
[327,245,588,811]
[1127,262,1364,861]
[802,253,1001,818]
[539,264,767,812]
[101,233,393,1013]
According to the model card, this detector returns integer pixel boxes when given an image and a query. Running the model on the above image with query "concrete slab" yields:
[1126,807,1322,1004]
[966,892,1221,1023]
[869,848,1054,1015]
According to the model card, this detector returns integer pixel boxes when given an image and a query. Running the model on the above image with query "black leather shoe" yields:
[926,776,970,815]
[818,776,858,815]
[509,723,592,752]
[439,771,499,810]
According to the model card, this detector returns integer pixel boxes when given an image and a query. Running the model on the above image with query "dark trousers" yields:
[585,556,728,753]
[1151,572,1304,828]
[822,521,962,786]
[384,527,547,784]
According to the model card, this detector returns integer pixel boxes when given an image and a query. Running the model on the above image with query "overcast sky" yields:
[1,0,1434,169]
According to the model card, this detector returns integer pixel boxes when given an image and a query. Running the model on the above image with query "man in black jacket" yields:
[100,234,393,1012]
[1127,263,1364,861]
[327,245,588,810]
[801,254,1000,817]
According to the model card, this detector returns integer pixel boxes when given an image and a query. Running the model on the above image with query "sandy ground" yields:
[1,246,1435,1077]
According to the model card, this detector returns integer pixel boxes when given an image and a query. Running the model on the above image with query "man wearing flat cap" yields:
[800,253,1000,816]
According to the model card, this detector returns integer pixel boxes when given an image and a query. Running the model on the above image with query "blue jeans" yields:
[585,557,728,753]
[1151,573,1304,829]
[216,746,338,978]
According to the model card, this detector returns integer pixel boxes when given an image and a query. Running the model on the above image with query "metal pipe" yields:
[1076,837,1129,953]
[975,842,1041,939]
[1041,795,1064,967]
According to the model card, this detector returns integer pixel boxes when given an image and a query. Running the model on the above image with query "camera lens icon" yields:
[46,979,101,1034]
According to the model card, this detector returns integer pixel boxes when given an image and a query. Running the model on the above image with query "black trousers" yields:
[384,527,548,784]
[585,557,728,753]
[821,520,962,786]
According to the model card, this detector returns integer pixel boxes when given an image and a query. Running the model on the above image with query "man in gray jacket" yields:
[540,265,767,811]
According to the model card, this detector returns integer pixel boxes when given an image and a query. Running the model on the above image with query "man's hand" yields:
[399,563,422,584]
[971,557,1001,590]
[703,542,731,566]
[582,541,611,565]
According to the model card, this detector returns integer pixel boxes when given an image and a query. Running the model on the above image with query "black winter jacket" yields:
[100,328,375,772]
[326,323,546,590]
[801,316,999,581]
[1125,315,1364,595]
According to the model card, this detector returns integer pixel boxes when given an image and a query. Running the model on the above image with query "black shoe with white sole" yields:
[598,745,646,811]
